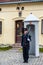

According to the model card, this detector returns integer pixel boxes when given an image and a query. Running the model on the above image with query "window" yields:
[0,8,2,11]
[41,20,43,34]
[21,7,24,10]
[0,21,2,34]
[16,7,20,10]
[19,11,22,17]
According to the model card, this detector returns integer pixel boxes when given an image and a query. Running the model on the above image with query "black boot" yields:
[25,60,28,63]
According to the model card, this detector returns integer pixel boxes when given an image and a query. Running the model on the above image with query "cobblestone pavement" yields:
[0,48,43,65]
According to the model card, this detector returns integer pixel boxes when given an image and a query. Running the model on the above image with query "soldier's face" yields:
[24,30,28,34]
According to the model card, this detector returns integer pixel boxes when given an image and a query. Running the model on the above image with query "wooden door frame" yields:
[15,20,23,43]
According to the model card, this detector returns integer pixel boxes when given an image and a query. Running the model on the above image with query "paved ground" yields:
[0,48,43,65]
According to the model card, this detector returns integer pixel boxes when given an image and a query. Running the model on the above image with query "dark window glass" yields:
[0,8,2,11]
[0,21,2,34]
[16,7,20,10]
[21,7,24,10]
[19,11,22,17]
[41,20,43,34]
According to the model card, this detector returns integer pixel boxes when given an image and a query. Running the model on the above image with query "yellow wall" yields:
[0,2,43,45]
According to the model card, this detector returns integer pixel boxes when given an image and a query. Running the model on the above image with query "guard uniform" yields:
[21,33,31,62]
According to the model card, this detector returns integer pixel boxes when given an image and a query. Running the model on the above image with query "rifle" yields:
[27,26,32,34]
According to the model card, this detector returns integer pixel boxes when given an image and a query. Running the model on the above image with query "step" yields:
[12,43,21,48]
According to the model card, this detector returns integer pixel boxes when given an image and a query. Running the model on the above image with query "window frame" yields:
[0,21,2,34]
[41,19,43,34]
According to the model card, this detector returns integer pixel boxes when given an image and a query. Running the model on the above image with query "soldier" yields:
[21,28,31,63]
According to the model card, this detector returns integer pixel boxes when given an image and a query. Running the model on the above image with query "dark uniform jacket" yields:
[21,33,31,48]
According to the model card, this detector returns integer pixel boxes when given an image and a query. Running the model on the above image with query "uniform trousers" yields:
[23,46,29,62]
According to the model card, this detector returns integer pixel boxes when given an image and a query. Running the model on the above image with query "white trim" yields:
[35,22,39,57]
[24,14,39,22]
